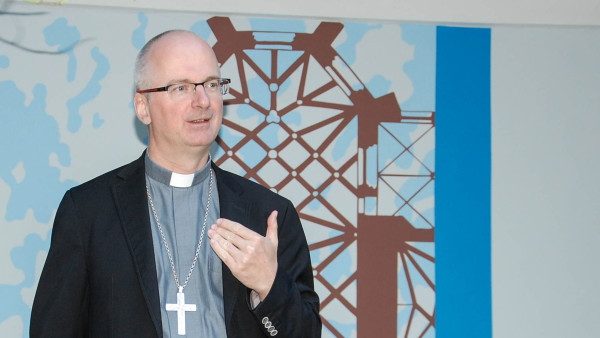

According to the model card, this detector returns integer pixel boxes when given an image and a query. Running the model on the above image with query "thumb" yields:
[266,210,278,245]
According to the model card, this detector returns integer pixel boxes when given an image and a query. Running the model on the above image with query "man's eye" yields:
[206,81,219,89]
[174,85,187,92]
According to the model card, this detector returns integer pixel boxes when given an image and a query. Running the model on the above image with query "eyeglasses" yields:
[137,78,231,100]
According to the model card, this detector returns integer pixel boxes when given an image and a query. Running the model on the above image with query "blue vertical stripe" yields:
[435,26,491,337]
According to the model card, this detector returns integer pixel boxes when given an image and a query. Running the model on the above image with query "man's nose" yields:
[192,84,210,107]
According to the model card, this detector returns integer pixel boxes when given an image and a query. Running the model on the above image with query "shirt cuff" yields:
[250,289,261,309]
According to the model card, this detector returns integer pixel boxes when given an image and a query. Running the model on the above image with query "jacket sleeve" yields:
[30,190,90,337]
[250,200,322,337]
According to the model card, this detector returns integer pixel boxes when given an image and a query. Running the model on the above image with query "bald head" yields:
[134,30,218,93]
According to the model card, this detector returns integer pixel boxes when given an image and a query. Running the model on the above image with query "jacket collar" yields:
[112,151,163,337]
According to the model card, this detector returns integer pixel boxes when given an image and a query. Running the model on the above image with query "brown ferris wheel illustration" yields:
[208,17,435,337]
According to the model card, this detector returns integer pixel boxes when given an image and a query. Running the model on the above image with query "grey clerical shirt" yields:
[145,153,226,337]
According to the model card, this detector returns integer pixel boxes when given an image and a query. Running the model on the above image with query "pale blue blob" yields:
[276,50,303,79]
[320,247,353,324]
[276,76,293,102]
[335,22,381,66]
[257,123,282,149]
[281,109,302,127]
[92,112,105,128]
[399,24,436,110]
[365,196,377,213]
[43,18,80,82]
[331,116,357,162]
[306,198,321,211]
[409,245,435,282]
[397,254,413,303]
[245,50,271,79]
[190,20,212,40]
[237,140,266,168]
[309,241,342,267]
[0,284,31,338]
[320,185,331,199]
[423,327,436,337]
[365,74,392,98]
[406,251,433,296]
[266,110,280,124]
[132,12,149,49]
[248,76,270,111]
[421,150,435,173]
[377,123,418,170]
[327,320,356,338]
[0,233,50,338]
[394,177,431,208]
[0,81,77,223]
[12,234,47,289]
[0,55,9,68]
[218,125,245,149]
[397,304,413,335]
[66,47,110,133]
[402,180,435,228]
[237,103,263,121]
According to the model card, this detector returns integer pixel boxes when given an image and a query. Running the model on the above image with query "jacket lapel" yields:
[212,164,251,331]
[112,153,162,337]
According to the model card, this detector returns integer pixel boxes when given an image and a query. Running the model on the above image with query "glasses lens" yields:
[219,79,230,95]
[168,83,195,99]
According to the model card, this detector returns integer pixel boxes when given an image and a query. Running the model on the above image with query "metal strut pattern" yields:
[208,17,435,337]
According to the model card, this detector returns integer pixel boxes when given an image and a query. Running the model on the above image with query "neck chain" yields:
[145,168,214,293]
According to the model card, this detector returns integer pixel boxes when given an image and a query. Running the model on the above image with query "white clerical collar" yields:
[169,172,195,188]
[145,151,212,188]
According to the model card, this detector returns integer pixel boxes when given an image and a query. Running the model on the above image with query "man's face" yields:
[135,32,223,158]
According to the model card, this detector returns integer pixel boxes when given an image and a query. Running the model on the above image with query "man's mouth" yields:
[190,118,209,123]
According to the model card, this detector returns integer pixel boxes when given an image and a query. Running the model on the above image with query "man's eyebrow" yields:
[167,79,192,84]
[167,76,221,84]
[202,76,221,82]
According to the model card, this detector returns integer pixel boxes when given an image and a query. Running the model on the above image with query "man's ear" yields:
[134,92,151,125]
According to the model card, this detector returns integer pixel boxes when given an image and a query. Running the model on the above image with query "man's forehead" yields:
[148,33,219,75]
[152,31,210,55]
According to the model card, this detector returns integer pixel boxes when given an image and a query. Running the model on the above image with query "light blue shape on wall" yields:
[0,55,9,68]
[43,18,80,82]
[66,47,109,133]
[132,12,149,49]
[0,81,76,223]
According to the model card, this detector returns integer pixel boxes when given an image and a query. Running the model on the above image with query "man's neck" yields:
[147,146,210,174]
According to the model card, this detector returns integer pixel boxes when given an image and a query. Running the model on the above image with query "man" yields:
[30,30,321,337]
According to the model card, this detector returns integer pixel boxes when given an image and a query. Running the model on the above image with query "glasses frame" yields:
[136,78,231,96]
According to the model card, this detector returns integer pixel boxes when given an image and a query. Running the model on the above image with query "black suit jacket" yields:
[30,153,321,337]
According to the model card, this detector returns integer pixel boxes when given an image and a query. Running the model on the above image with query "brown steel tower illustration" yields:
[209,17,435,337]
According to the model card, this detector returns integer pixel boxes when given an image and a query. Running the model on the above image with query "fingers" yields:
[208,229,234,260]
[208,212,279,261]
[207,214,279,294]
[266,210,278,245]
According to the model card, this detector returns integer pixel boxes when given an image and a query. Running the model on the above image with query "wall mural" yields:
[0,3,435,337]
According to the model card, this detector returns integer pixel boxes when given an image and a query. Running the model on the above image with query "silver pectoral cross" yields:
[166,287,197,335]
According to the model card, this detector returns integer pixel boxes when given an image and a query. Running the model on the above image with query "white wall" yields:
[69,0,600,26]
[492,26,600,337]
